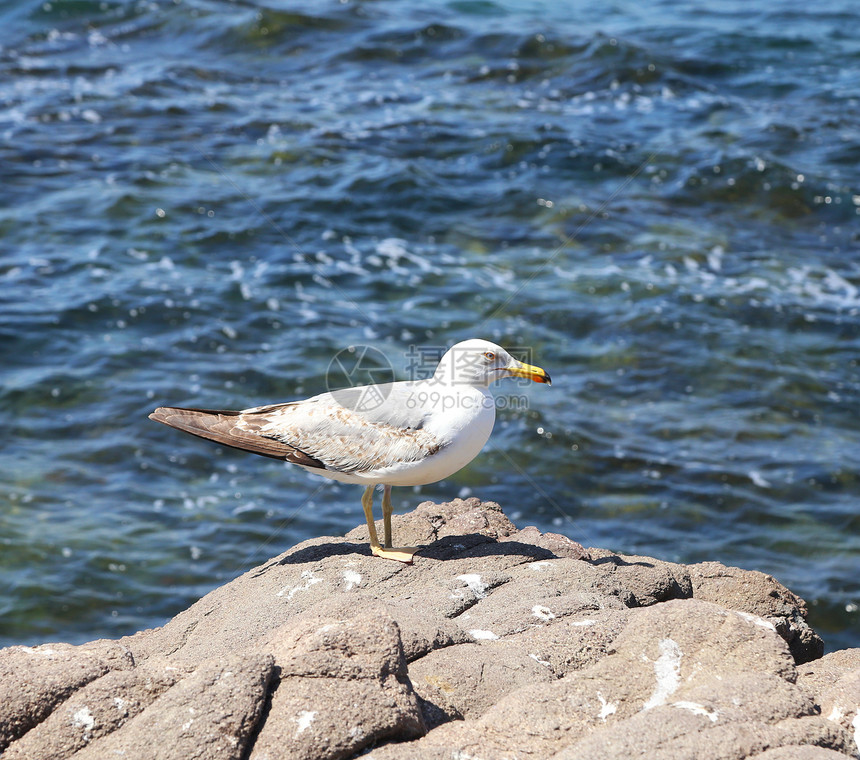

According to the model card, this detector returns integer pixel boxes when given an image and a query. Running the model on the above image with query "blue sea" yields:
[1,0,858,652]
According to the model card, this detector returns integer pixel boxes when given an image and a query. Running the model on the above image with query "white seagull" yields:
[149,338,551,562]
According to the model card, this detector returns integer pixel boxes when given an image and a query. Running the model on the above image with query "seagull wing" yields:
[149,381,443,475]
[246,382,443,474]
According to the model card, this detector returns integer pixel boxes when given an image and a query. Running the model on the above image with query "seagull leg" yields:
[361,484,382,550]
[382,485,393,548]
[380,484,419,563]
[360,484,417,563]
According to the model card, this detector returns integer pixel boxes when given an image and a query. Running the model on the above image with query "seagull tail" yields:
[148,405,253,450]
[148,406,323,465]
[149,405,236,434]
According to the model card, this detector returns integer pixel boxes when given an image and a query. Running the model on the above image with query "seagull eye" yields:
[483,351,496,362]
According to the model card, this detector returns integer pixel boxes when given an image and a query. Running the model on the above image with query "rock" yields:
[689,561,824,663]
[797,649,860,752]
[73,653,273,760]
[0,497,857,760]
[500,526,590,560]
[753,747,856,760]
[587,549,693,606]
[409,641,554,726]
[379,598,806,759]
[2,658,184,760]
[0,640,134,752]
[508,607,631,676]
[346,497,519,548]
[249,605,425,760]
[558,713,857,760]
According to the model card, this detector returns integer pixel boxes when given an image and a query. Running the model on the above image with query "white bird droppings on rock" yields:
[277,570,323,599]
[735,610,777,631]
[672,700,719,723]
[294,710,317,736]
[180,706,196,732]
[643,638,682,710]
[597,692,617,721]
[72,706,95,734]
[343,570,362,591]
[19,645,57,656]
[531,604,555,621]
[469,629,499,641]
[457,574,488,599]
[852,711,860,755]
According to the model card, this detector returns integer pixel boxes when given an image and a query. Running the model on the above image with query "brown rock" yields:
[0,640,134,752]
[752,746,856,759]
[501,525,591,560]
[446,557,628,639]
[558,714,857,760]
[250,610,424,760]
[73,652,273,760]
[409,641,554,726]
[0,498,856,760]
[588,550,694,606]
[689,561,824,663]
[3,658,184,760]
[508,608,631,676]
[797,648,860,692]
[345,497,519,551]
[797,648,860,752]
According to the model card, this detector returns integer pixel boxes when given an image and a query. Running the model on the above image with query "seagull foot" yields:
[370,545,420,563]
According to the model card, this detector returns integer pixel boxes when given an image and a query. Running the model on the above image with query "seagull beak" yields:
[506,360,552,386]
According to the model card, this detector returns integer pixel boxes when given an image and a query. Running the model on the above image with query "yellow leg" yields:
[361,485,381,548]
[361,484,418,563]
[382,485,393,548]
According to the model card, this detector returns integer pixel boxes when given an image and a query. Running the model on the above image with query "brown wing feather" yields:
[148,406,326,468]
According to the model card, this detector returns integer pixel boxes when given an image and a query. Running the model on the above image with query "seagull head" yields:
[433,339,552,388]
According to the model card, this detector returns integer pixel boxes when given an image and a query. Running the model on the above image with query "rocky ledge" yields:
[1,498,858,760]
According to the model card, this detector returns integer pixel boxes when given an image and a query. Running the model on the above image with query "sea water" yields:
[0,0,858,651]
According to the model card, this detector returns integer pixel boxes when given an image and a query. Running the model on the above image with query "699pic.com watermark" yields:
[401,388,530,412]
[325,344,536,413]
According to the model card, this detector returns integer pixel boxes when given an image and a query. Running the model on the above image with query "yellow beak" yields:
[506,361,552,386]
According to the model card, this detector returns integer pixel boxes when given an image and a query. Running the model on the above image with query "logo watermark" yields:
[405,344,539,387]
[325,345,395,413]
[325,344,538,413]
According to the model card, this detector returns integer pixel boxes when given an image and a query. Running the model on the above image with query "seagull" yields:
[149,338,550,562]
